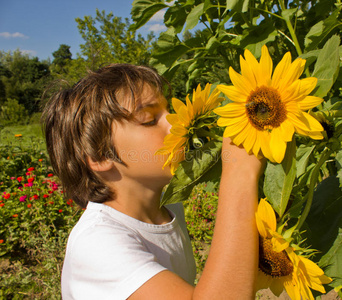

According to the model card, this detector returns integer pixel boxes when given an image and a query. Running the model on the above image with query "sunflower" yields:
[256,198,332,299]
[156,83,223,175]
[214,45,324,163]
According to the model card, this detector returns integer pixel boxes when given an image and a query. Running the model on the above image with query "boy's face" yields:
[111,84,172,189]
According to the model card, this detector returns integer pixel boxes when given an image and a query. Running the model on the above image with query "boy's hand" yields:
[221,137,265,180]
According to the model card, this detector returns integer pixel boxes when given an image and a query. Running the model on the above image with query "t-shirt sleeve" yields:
[61,223,167,300]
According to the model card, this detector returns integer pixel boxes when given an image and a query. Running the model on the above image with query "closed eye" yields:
[141,119,157,126]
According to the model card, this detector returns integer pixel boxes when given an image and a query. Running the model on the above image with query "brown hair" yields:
[41,64,170,208]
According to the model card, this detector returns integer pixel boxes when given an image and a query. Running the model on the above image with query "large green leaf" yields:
[304,7,342,52]
[263,139,297,217]
[225,0,249,13]
[312,35,341,98]
[184,3,204,32]
[296,144,315,178]
[238,21,278,58]
[130,0,168,30]
[303,176,342,289]
[160,140,222,206]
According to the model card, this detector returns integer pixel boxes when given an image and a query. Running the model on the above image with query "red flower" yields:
[47,173,54,177]
[43,194,49,198]
[30,194,39,200]
[19,195,27,202]
[0,203,4,207]
[0,240,4,244]
[49,201,54,205]
[58,209,63,213]
[27,167,35,172]
[17,177,23,182]
[12,214,18,218]
[3,193,10,199]
[27,203,32,208]
[38,158,43,162]
[27,177,35,183]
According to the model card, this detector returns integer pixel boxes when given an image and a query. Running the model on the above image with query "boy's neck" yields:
[103,180,172,225]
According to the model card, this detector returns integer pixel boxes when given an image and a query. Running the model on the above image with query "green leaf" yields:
[335,150,342,188]
[239,21,277,58]
[303,176,342,289]
[160,140,222,206]
[130,0,168,30]
[264,139,297,217]
[281,8,298,22]
[184,3,204,32]
[304,7,342,52]
[296,144,315,178]
[312,35,341,98]
[225,0,249,13]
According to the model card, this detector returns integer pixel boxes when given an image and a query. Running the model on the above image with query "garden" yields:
[1,0,342,299]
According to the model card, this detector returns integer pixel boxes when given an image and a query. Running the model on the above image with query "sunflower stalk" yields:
[296,147,333,231]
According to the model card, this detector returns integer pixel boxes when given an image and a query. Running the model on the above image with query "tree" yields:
[64,9,154,82]
[51,44,72,74]
[0,50,51,115]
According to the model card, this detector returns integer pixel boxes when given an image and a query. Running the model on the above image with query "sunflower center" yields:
[246,86,287,131]
[259,237,293,277]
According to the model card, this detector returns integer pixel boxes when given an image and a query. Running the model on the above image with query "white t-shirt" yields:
[61,201,197,300]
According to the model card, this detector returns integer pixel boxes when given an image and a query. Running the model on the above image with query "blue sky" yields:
[0,0,167,61]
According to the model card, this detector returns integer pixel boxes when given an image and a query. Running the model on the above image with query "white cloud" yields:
[21,49,37,56]
[150,10,166,22]
[147,23,167,33]
[0,32,29,39]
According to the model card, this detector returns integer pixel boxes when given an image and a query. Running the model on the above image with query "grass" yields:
[0,124,45,150]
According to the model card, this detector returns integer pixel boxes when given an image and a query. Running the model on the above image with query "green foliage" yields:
[0,136,82,298]
[0,98,29,127]
[183,183,218,275]
[130,0,342,295]
[132,0,342,93]
[0,50,51,116]
[161,140,222,206]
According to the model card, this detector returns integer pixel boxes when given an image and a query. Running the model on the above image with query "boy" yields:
[42,64,263,299]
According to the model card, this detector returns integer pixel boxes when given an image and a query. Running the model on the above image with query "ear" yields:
[87,157,114,172]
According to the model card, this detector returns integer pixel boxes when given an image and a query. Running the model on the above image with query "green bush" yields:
[184,183,218,277]
[0,98,29,127]
[0,139,82,299]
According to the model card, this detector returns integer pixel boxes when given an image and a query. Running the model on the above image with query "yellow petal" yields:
[172,97,186,114]
[284,279,302,300]
[271,235,289,252]
[222,118,249,136]
[259,45,273,86]
[279,58,306,92]
[272,51,292,89]
[229,67,254,96]
[256,270,273,291]
[252,130,263,157]
[217,114,246,126]
[257,198,277,232]
[270,277,286,297]
[244,49,263,86]
[216,85,248,102]
[270,132,287,163]
[242,124,257,153]
[214,102,246,117]
[299,96,323,111]
[166,114,180,125]
[240,55,257,89]
[256,214,269,238]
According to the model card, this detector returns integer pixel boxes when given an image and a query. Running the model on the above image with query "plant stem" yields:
[296,147,332,231]
[278,0,303,56]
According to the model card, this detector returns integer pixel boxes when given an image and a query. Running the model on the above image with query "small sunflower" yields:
[156,83,223,175]
[214,45,324,163]
[256,198,332,300]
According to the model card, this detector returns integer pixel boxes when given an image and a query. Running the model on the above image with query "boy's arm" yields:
[129,137,263,300]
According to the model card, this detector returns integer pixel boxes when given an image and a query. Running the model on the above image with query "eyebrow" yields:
[135,102,160,113]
